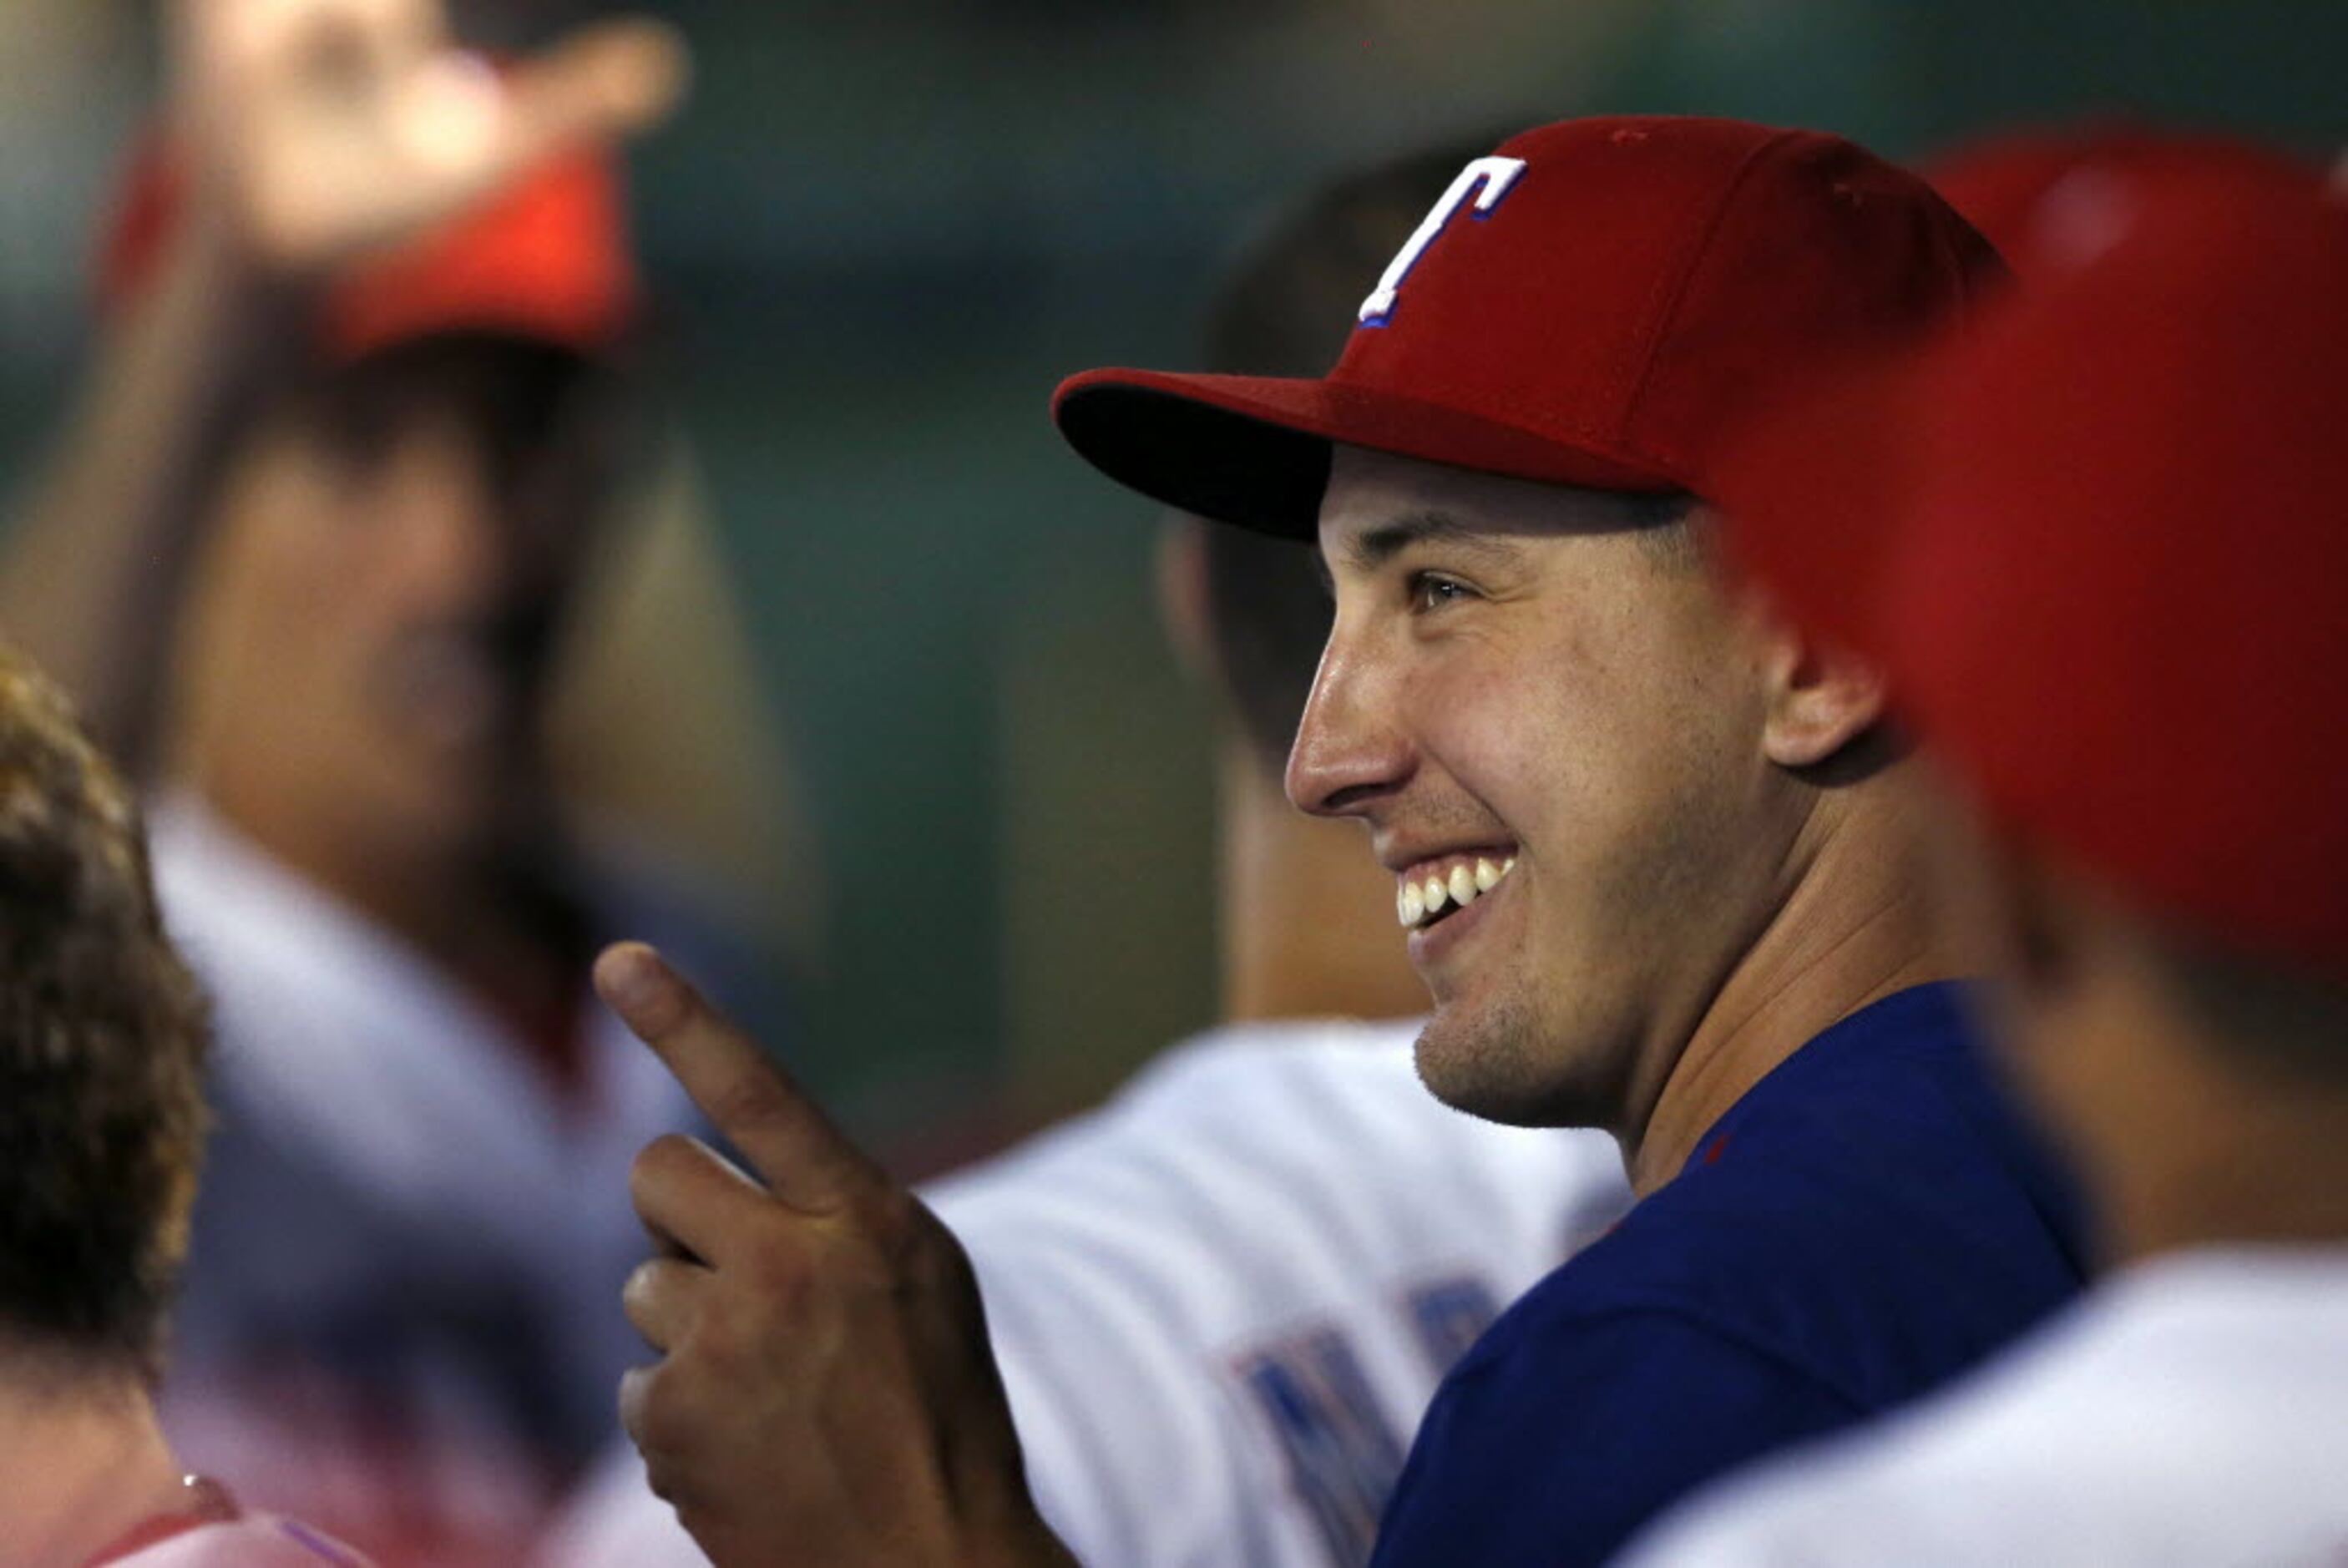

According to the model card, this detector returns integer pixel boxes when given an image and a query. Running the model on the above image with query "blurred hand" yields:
[600,943,1079,1568]
[165,0,686,273]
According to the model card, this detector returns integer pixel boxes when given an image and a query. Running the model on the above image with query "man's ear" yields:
[1759,624,1890,770]
[1154,515,1214,683]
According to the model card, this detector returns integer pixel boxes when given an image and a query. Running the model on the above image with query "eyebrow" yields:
[1339,510,1527,575]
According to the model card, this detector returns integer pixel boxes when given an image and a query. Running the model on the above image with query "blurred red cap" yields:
[1717,152,2348,970]
[1053,114,2004,538]
[1924,120,2329,273]
[99,134,640,360]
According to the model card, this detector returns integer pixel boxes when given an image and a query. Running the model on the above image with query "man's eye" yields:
[1409,572,1475,613]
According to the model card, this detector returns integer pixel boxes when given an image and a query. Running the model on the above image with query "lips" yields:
[373,610,555,752]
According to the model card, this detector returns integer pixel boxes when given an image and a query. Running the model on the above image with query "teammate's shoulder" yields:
[1128,1014,1424,1087]
[1130,1018,1620,1176]
[1615,1251,2348,1566]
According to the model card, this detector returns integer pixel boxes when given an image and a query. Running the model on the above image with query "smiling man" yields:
[1052,117,2089,1564]
[600,116,2090,1568]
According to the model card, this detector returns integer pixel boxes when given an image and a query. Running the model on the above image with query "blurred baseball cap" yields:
[1053,114,2004,539]
[99,132,640,361]
[1923,119,2330,270]
[1714,152,2348,971]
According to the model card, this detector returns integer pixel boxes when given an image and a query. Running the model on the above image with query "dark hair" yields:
[293,331,644,522]
[0,649,209,1380]
[1194,142,1499,776]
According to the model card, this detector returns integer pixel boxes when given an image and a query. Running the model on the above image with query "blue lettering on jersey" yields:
[1404,1276,1503,1376]
[1239,1328,1410,1567]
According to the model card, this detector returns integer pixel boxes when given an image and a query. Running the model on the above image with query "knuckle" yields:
[703,1068,791,1141]
[626,1363,696,1473]
[738,1232,814,1310]
[860,1185,921,1248]
[627,1133,705,1201]
[889,1197,968,1287]
[620,1258,671,1334]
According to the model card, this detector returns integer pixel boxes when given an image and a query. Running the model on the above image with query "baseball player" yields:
[594,114,2090,1568]
[0,3,755,1559]
[539,139,1631,1568]
[0,648,367,1566]
[1618,144,2348,1568]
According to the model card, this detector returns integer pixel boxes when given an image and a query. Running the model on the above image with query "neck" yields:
[1629,771,1972,1196]
[0,1363,185,1568]
[1217,745,1431,1025]
[2032,969,2348,1270]
[2109,1079,2348,1267]
[189,773,590,1053]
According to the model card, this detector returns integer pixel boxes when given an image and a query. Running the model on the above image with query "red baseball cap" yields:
[99,134,640,361]
[1716,154,2348,971]
[1053,114,2005,539]
[1924,120,2329,271]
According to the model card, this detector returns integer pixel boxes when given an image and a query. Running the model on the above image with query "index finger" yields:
[595,941,878,1214]
[487,18,690,166]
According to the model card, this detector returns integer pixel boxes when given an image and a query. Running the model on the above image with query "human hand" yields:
[599,943,1078,1568]
[164,0,686,275]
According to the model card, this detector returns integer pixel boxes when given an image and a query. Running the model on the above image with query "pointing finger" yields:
[596,941,879,1214]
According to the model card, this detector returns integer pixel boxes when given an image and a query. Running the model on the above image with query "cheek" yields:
[1407,644,1573,832]
[1526,622,1774,906]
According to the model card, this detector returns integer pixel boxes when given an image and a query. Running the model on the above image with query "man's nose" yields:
[1286,626,1413,820]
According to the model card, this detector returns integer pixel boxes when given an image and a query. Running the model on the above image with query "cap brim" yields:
[1053,367,1683,540]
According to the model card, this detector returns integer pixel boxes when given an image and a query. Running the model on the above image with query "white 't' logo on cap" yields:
[1357,155,1530,327]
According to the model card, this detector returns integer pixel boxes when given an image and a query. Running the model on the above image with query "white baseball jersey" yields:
[145,793,707,1561]
[1614,1246,2348,1568]
[539,1018,1631,1568]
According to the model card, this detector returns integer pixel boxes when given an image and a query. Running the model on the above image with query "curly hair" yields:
[0,648,209,1382]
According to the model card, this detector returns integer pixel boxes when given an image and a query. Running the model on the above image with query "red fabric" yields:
[1922,121,2328,273]
[97,134,637,358]
[1717,155,2348,972]
[82,1476,239,1565]
[1054,114,2004,538]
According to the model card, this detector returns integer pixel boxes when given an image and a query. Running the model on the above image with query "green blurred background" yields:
[2,0,2339,1153]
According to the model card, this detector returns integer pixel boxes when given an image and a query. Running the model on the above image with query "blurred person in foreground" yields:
[0,0,768,1559]
[1620,145,2348,1568]
[1921,119,2336,257]
[579,115,2092,1568]
[542,139,1632,1568]
[0,647,364,1565]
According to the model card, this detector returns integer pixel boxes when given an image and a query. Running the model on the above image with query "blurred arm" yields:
[0,195,299,771]
[0,0,685,772]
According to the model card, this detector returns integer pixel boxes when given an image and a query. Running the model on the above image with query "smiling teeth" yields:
[1397,854,1516,928]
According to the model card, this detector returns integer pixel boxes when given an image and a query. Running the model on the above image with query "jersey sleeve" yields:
[924,1025,1627,1568]
[1368,1307,1862,1568]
